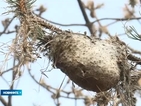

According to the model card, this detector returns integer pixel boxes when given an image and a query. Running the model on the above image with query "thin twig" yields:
[0,66,16,76]
[8,58,17,106]
[0,96,7,106]
[45,19,85,27]
[127,54,141,65]
[43,17,141,27]
[77,0,95,35]
[0,16,16,36]
[128,46,141,55]
[92,17,141,24]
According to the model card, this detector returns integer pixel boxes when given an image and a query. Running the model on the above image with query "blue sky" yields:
[0,0,141,106]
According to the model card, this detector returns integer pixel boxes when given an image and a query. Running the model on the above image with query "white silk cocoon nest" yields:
[42,33,129,92]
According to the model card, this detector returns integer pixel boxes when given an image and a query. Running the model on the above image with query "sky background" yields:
[0,0,141,106]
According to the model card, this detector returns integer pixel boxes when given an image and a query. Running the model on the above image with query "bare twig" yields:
[0,16,16,36]
[0,96,8,106]
[38,17,141,29]
[77,0,95,36]
[45,19,85,27]
[128,46,141,55]
[7,58,19,106]
[127,54,141,65]
[92,17,141,24]
[0,64,19,76]
[0,67,13,76]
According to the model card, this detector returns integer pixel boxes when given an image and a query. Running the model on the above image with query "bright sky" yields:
[0,0,141,106]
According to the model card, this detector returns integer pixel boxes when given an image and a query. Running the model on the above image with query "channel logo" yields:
[0,90,22,96]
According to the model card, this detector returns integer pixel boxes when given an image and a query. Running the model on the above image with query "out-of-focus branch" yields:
[128,46,141,55]
[0,16,16,36]
[45,19,85,27]
[0,96,8,106]
[0,65,18,76]
[28,70,87,105]
[28,70,68,94]
[8,59,17,106]
[39,17,141,28]
[28,69,63,106]
[127,54,141,65]
[77,0,95,35]
[0,67,13,76]
[92,17,141,24]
